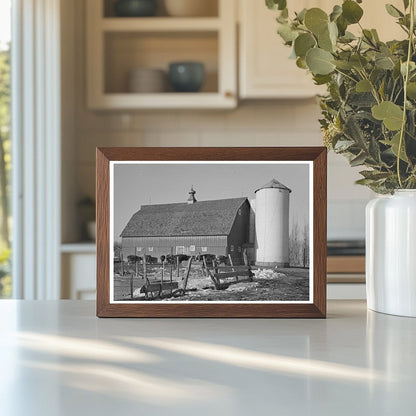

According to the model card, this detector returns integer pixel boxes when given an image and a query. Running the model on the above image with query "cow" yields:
[197,254,217,268]
[145,255,157,264]
[166,254,190,265]
[216,255,228,265]
[127,255,140,265]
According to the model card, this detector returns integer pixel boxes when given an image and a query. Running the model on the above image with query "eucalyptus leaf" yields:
[318,27,334,52]
[342,0,364,24]
[330,5,342,22]
[266,0,287,11]
[375,55,395,70]
[385,4,404,17]
[372,101,404,131]
[294,33,316,58]
[350,54,368,70]
[356,79,372,93]
[384,132,409,162]
[304,8,329,35]
[277,23,298,43]
[306,48,336,75]
[296,57,308,69]
[407,82,416,99]
[403,0,409,9]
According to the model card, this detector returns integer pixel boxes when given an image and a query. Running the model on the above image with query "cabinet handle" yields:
[225,91,234,99]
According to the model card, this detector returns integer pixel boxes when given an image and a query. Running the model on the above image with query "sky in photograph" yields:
[113,162,310,240]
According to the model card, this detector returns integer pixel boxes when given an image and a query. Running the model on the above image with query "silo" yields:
[255,179,291,267]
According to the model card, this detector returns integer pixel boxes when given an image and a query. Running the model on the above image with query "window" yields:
[238,246,242,253]
[176,246,185,254]
[230,245,234,252]
[189,245,196,252]
[136,247,142,252]
[238,208,242,216]
[202,247,208,252]
[0,1,11,298]
[148,247,153,252]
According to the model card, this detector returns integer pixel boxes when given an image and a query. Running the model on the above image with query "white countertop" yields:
[0,300,415,415]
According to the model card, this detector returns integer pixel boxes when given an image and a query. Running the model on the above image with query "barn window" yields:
[238,208,242,216]
[176,246,185,254]
[148,247,153,252]
[230,245,234,252]
[189,245,196,252]
[136,247,142,252]
[202,247,208,252]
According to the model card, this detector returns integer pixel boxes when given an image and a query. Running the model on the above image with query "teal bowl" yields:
[114,0,157,17]
[168,62,205,93]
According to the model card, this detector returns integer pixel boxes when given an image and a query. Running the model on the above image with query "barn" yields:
[120,188,251,261]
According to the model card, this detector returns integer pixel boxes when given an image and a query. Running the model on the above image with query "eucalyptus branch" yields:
[397,0,415,188]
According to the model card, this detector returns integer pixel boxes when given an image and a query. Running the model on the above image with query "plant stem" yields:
[397,0,415,188]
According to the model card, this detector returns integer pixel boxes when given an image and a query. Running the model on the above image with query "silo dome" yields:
[255,179,291,267]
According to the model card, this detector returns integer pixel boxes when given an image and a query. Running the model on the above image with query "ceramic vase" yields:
[366,190,416,317]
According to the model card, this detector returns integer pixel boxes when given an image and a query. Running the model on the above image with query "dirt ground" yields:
[113,263,310,302]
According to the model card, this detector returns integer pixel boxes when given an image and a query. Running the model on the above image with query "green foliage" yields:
[266,0,416,193]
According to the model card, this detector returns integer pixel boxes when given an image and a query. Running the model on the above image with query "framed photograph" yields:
[96,147,327,318]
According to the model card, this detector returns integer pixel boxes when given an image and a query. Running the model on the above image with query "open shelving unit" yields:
[86,0,237,109]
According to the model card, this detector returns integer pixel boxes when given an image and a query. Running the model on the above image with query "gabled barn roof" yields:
[121,197,248,238]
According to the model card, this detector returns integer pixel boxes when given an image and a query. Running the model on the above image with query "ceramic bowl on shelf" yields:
[168,62,205,92]
[128,68,167,93]
[114,0,158,17]
[164,0,218,17]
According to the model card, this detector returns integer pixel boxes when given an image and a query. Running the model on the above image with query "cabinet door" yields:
[239,0,326,99]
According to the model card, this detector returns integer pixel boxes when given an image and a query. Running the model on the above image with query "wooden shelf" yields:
[101,17,221,32]
[89,92,235,110]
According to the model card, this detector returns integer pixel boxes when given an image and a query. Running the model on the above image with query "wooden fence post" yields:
[228,254,237,281]
[183,256,193,291]
[176,256,180,279]
[120,252,124,276]
[130,273,134,300]
[135,248,139,278]
[143,254,148,284]
[170,247,173,287]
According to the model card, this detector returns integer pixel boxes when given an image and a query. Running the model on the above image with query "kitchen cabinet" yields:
[86,0,237,109]
[239,0,325,99]
[238,0,405,99]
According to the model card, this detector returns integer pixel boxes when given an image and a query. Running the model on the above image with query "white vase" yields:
[366,190,416,317]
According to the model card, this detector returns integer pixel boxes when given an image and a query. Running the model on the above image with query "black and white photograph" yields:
[110,161,313,303]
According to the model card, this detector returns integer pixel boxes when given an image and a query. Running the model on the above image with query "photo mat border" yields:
[97,147,327,318]
[109,160,314,305]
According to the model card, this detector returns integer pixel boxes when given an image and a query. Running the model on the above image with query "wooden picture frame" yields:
[96,147,327,318]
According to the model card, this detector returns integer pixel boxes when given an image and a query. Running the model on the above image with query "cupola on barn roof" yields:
[255,178,292,193]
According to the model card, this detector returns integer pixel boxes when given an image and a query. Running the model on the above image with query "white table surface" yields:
[0,300,415,416]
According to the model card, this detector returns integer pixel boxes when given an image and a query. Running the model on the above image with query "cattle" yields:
[197,254,217,267]
[145,255,157,264]
[127,255,140,265]
[216,255,228,265]
[165,254,190,265]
